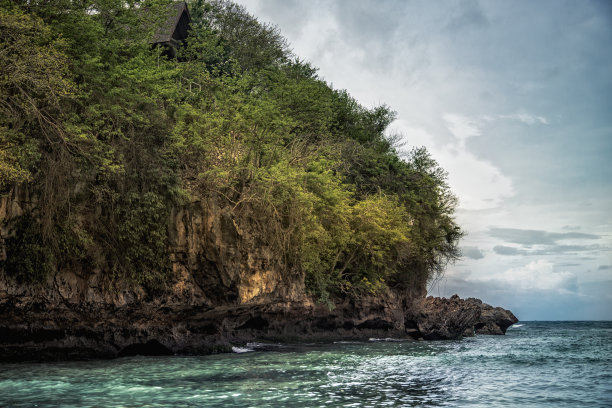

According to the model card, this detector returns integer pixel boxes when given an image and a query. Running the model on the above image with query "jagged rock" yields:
[0,288,518,360]
[464,298,518,335]
[411,295,481,340]
[0,290,414,361]
[409,295,518,340]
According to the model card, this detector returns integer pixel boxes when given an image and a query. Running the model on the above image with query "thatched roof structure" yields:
[152,2,191,58]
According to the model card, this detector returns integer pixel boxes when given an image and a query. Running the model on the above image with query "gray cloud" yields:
[493,243,604,256]
[431,275,612,320]
[462,246,484,260]
[488,228,600,246]
[444,0,489,33]
[545,245,604,254]
[598,265,611,271]
[493,245,524,256]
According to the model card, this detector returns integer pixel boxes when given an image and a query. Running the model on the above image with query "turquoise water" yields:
[1,322,611,407]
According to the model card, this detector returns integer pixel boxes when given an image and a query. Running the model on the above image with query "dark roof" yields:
[151,2,191,44]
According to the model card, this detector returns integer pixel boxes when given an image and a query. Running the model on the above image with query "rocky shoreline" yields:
[0,191,517,362]
[0,286,517,362]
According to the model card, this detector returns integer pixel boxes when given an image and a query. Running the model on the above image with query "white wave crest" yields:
[368,338,402,342]
[231,346,254,353]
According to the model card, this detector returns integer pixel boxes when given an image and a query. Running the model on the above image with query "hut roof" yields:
[151,2,191,44]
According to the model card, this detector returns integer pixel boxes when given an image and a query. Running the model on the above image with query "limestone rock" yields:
[410,295,518,340]
[0,188,518,361]
[465,298,518,335]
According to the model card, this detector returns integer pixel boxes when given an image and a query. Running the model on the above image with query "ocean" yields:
[0,321,610,407]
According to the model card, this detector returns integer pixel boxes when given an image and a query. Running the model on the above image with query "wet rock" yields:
[119,340,173,357]
[0,273,417,361]
[411,295,481,340]
[465,298,518,335]
[411,295,518,340]
[0,290,518,360]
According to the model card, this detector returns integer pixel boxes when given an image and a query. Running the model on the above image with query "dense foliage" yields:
[0,0,462,300]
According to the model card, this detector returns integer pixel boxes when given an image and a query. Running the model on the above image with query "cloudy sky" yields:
[238,0,612,320]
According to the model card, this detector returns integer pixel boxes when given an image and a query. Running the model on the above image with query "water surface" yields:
[1,321,610,407]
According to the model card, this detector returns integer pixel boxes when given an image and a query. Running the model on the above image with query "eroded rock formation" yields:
[411,295,518,340]
[0,191,517,362]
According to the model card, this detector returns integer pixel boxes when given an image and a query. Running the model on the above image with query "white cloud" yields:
[392,115,515,212]
[488,260,578,293]
[443,113,482,147]
[440,147,514,210]
[439,114,514,211]
[499,110,549,125]
[390,121,435,150]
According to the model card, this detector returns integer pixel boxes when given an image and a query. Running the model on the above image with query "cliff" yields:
[0,189,517,362]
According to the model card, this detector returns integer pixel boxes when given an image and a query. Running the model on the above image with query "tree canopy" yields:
[0,0,462,301]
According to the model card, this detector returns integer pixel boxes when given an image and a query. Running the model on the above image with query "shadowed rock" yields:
[119,340,173,357]
[410,295,518,340]
[466,298,519,335]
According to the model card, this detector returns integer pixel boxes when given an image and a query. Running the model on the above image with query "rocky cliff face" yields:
[0,189,517,362]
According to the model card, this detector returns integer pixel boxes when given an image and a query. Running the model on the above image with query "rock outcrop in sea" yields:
[0,276,517,362]
[410,295,518,340]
